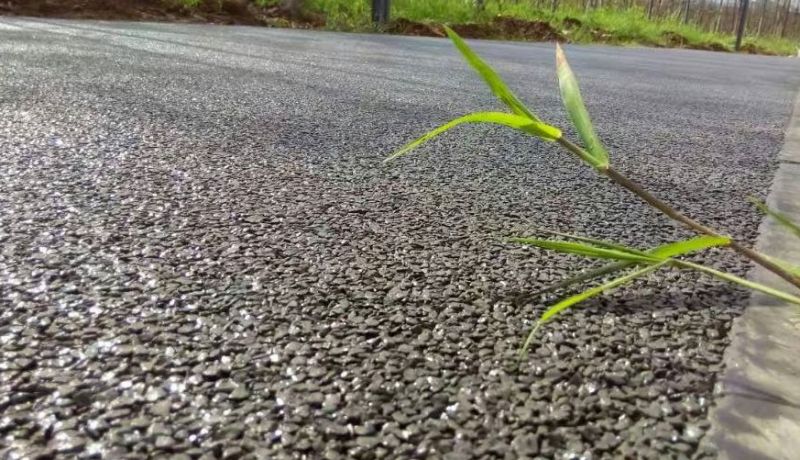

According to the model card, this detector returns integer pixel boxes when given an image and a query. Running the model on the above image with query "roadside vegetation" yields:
[311,0,800,55]
[5,0,797,54]
[236,0,799,55]
[384,28,800,353]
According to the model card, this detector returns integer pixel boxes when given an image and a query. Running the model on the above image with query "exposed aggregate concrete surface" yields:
[1,17,799,460]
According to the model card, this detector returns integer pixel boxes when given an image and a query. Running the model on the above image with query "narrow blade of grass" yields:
[541,261,669,323]
[555,44,609,170]
[675,259,800,306]
[444,26,541,122]
[761,254,800,278]
[534,229,650,256]
[385,111,561,162]
[648,235,730,258]
[533,260,635,296]
[749,197,800,239]
[528,235,730,296]
[520,260,668,356]
[509,237,657,263]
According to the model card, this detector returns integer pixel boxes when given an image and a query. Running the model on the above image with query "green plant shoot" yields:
[385,112,560,163]
[443,26,541,122]
[555,44,609,170]
[385,27,800,356]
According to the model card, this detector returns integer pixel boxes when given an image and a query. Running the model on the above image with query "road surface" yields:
[1,17,799,459]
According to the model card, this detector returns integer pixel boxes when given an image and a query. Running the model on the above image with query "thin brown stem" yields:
[556,137,800,291]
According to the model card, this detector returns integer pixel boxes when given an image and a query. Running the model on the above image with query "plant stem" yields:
[556,137,800,291]
[671,259,800,305]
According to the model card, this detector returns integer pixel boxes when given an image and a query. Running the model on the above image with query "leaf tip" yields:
[747,195,764,207]
[518,322,542,358]
[555,43,566,69]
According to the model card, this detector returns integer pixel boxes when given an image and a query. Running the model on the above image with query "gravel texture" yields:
[1,17,799,460]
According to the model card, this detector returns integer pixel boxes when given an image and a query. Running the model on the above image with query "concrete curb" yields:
[706,93,800,459]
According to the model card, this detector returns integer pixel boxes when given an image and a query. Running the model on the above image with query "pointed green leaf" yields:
[556,44,609,169]
[534,229,650,256]
[541,261,669,323]
[520,261,668,355]
[648,235,731,259]
[674,260,800,306]
[750,197,800,239]
[519,322,543,358]
[385,112,561,162]
[509,237,657,263]
[536,232,729,260]
[533,260,634,296]
[525,235,730,296]
[444,26,541,122]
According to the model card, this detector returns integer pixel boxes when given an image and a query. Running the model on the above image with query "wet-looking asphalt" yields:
[1,17,799,460]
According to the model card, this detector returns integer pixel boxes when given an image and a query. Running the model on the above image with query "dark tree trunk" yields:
[683,0,691,23]
[780,0,792,36]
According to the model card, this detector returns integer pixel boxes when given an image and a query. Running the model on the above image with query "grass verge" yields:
[308,1,799,56]
[7,0,797,55]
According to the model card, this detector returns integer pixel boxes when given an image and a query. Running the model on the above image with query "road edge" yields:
[705,92,800,460]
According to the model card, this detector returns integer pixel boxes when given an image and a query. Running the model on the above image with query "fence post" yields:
[735,0,750,50]
[372,0,390,24]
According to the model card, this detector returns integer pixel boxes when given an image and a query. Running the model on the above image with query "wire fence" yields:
[636,0,798,38]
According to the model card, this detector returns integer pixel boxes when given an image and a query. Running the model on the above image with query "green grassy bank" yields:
[177,0,800,55]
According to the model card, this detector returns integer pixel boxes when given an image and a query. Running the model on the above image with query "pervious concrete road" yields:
[1,17,799,459]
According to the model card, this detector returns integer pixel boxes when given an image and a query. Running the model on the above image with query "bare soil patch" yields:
[388,16,563,42]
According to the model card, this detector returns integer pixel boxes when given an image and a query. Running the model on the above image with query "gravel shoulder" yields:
[1,18,799,459]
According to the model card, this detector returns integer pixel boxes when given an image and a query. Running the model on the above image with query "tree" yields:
[780,0,792,36]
